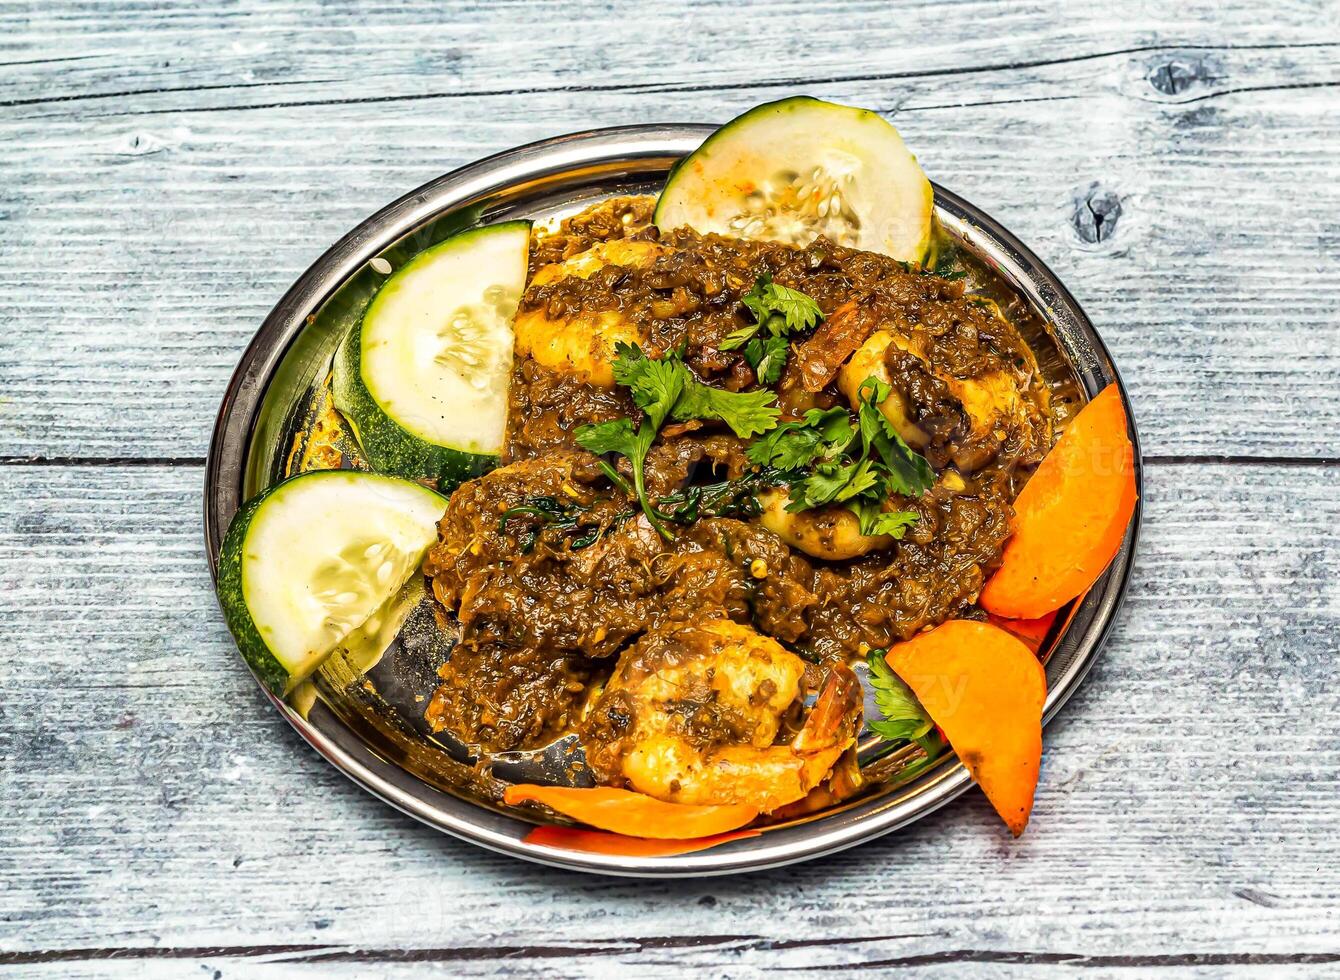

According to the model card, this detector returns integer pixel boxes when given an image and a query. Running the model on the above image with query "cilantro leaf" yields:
[672,380,781,439]
[865,650,935,745]
[764,281,825,333]
[856,376,934,497]
[742,274,823,334]
[744,334,789,385]
[784,460,858,511]
[610,342,684,429]
[762,376,933,528]
[746,407,855,471]
[722,274,824,358]
[869,510,920,537]
[746,423,823,471]
[573,417,639,457]
[574,417,662,539]
[739,275,779,332]
[848,500,920,538]
[718,323,761,352]
[577,344,781,538]
[610,341,780,439]
[832,457,881,502]
[804,406,859,451]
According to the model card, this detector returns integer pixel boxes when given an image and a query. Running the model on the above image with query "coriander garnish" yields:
[575,343,780,539]
[720,274,824,385]
[746,374,933,537]
[865,649,937,748]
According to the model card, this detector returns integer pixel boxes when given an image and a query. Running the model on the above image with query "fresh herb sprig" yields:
[497,496,616,554]
[654,468,782,524]
[746,375,933,537]
[865,649,937,749]
[575,343,780,539]
[498,469,784,553]
[720,274,824,385]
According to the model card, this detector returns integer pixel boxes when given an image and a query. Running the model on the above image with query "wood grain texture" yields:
[3,1,1339,975]
[1,3,1339,458]
[1,462,1337,973]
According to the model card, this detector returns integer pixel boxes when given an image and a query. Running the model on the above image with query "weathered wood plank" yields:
[1,37,1339,458]
[3,1,1339,972]
[1,461,1336,966]
[6,956,1337,979]
[1,0,1336,113]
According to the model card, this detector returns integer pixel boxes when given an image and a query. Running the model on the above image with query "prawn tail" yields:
[793,662,862,756]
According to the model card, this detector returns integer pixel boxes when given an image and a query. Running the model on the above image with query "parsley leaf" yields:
[865,650,935,745]
[575,344,780,538]
[743,334,789,385]
[721,275,824,385]
[672,380,781,439]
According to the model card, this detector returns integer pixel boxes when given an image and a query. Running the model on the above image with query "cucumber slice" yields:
[216,470,446,696]
[655,97,934,262]
[333,220,531,489]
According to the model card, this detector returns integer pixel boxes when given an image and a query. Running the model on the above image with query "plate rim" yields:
[203,123,1142,876]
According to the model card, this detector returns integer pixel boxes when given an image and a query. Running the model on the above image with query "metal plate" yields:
[204,124,1142,876]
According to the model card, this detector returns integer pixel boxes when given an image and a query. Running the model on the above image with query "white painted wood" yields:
[1,7,1339,458]
[3,1,1339,973]
[7,959,1339,979]
[0,462,1337,972]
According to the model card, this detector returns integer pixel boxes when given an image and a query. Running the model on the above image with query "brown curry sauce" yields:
[422,197,1052,756]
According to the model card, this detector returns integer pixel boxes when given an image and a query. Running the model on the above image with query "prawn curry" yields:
[421,193,1052,817]
[222,98,1135,842]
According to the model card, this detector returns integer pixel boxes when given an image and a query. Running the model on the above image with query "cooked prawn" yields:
[756,487,892,561]
[514,239,669,387]
[837,329,931,448]
[837,328,1045,470]
[581,619,863,813]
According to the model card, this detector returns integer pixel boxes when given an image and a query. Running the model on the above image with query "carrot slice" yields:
[502,785,758,839]
[522,825,760,856]
[885,620,1046,836]
[980,383,1138,619]
[987,611,1058,654]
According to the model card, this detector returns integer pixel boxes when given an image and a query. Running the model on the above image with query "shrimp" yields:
[756,487,892,561]
[837,328,1046,471]
[514,240,669,387]
[581,619,863,813]
[836,329,931,448]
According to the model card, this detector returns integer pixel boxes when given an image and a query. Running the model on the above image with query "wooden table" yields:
[3,2,1338,976]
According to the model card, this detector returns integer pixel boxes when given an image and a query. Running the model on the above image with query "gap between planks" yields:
[2,943,1339,968]
[6,40,1340,116]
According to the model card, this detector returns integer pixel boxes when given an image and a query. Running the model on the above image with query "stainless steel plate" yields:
[204,124,1141,876]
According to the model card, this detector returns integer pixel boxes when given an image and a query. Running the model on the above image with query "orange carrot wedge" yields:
[987,611,1058,655]
[980,383,1138,619]
[885,620,1046,836]
[523,825,760,857]
[502,785,759,839]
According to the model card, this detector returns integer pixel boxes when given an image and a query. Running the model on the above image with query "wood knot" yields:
[1071,183,1123,245]
[1147,54,1215,97]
